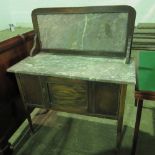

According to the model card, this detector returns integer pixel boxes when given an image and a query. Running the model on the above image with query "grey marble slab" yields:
[37,13,128,53]
[8,52,135,84]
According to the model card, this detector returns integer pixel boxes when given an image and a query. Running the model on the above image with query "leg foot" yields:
[27,114,34,133]
[131,99,143,155]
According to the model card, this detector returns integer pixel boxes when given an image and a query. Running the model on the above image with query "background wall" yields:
[0,0,155,30]
[0,1,12,30]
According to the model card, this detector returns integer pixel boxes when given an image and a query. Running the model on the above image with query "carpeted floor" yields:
[10,85,155,155]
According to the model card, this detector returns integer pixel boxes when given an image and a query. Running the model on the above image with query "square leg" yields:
[131,99,143,155]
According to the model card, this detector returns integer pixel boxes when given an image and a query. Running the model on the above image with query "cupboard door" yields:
[46,77,88,113]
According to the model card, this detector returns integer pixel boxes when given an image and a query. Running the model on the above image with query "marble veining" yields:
[81,15,88,49]
[8,52,135,84]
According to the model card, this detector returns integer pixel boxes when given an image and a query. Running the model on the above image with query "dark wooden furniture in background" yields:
[0,31,34,155]
[131,51,155,155]
[8,6,136,152]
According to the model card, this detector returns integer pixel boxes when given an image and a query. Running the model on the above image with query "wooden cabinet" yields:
[17,74,125,118]
[8,6,136,150]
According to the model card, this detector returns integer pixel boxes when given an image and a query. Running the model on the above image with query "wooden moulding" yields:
[31,6,136,63]
[0,30,35,100]
[0,30,35,54]
[135,90,155,100]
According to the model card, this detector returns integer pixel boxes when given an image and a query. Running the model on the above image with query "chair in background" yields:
[131,51,155,155]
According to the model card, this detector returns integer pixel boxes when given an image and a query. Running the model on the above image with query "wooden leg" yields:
[116,85,127,150]
[25,106,34,133]
[131,99,143,155]
[135,98,138,107]
[116,116,123,150]
[15,75,34,133]
[27,113,34,133]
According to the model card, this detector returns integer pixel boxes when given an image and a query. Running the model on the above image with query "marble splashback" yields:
[37,13,128,53]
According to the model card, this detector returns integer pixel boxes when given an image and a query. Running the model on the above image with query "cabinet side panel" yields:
[95,82,121,117]
[19,74,44,107]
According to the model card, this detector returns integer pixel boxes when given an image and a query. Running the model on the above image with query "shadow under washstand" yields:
[13,110,155,155]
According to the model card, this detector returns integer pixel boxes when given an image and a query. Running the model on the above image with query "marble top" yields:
[37,13,128,54]
[8,52,135,84]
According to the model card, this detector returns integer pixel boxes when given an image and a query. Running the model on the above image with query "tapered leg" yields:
[131,99,143,155]
[27,113,34,133]
[15,75,34,133]
[116,115,123,150]
[25,106,34,133]
[135,98,138,107]
[116,85,127,150]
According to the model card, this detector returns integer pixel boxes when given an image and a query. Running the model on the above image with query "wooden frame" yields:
[31,6,136,63]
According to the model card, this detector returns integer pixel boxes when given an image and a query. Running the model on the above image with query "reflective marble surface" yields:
[37,13,128,53]
[8,52,135,84]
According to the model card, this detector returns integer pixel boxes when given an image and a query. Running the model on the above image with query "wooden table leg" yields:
[25,106,34,133]
[135,98,138,107]
[131,99,143,155]
[27,113,34,133]
[15,75,34,133]
[116,85,127,150]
